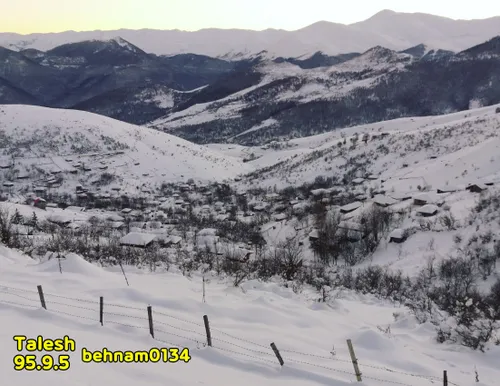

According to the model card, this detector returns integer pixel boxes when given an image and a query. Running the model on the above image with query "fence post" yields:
[443,370,448,386]
[347,339,362,381]
[203,315,212,347]
[202,276,206,303]
[270,342,284,366]
[147,306,154,338]
[99,296,104,326]
[37,285,46,309]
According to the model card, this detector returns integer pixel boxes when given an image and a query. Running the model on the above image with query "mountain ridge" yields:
[148,37,500,145]
[1,10,500,58]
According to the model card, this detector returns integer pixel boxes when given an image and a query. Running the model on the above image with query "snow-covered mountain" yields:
[2,35,500,145]
[0,38,235,123]
[149,38,500,145]
[1,10,500,58]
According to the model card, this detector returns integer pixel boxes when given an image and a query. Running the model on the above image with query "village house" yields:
[373,194,398,208]
[48,214,71,227]
[119,232,157,248]
[412,193,443,206]
[337,221,365,242]
[466,183,487,193]
[417,204,439,217]
[389,192,412,201]
[308,229,319,242]
[33,197,47,210]
[389,228,407,243]
[340,201,362,214]
[437,186,458,194]
[264,193,280,202]
[272,213,287,222]
[166,235,182,247]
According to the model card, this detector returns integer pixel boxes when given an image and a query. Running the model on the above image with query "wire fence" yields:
[0,284,464,386]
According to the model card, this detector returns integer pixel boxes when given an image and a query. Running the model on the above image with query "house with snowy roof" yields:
[119,232,157,248]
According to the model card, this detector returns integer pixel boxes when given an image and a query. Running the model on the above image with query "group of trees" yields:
[310,204,394,266]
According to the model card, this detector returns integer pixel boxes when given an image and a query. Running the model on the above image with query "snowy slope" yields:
[1,247,498,386]
[0,105,249,191]
[211,103,500,189]
[1,10,500,58]
[149,51,412,132]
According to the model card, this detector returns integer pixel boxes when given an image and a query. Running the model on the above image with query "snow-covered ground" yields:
[1,102,500,386]
[1,248,498,386]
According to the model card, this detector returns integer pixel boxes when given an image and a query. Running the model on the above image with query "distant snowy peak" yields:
[330,46,412,73]
[47,37,146,56]
[1,11,499,58]
[98,37,146,54]
[42,37,149,66]
[400,44,434,58]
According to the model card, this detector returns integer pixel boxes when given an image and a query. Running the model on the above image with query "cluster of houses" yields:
[306,179,495,246]
[3,155,497,261]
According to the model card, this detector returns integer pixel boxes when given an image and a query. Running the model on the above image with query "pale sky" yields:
[2,0,500,34]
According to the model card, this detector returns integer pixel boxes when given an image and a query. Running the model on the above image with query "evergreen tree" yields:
[30,212,38,230]
[12,209,22,225]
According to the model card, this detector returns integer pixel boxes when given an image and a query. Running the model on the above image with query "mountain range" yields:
[1,10,500,58]
[1,11,500,145]
[149,37,500,145]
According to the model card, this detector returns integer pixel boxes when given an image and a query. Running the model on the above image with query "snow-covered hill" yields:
[1,10,499,58]
[212,103,500,189]
[0,105,249,194]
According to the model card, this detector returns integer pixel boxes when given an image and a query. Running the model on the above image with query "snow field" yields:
[1,249,499,386]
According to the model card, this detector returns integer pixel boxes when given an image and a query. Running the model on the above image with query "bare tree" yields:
[275,235,303,281]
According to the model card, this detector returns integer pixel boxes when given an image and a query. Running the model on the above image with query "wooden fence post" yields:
[443,370,448,386]
[202,276,206,303]
[147,306,154,338]
[37,285,46,309]
[347,339,362,381]
[99,296,104,326]
[270,342,284,366]
[203,315,212,347]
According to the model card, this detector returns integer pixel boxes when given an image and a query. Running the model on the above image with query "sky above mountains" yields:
[2,0,500,34]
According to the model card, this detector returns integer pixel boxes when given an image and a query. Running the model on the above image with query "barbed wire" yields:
[153,310,205,328]
[154,325,204,345]
[360,362,443,382]
[284,357,355,377]
[210,327,271,349]
[211,336,275,357]
[154,319,206,338]
[211,345,277,365]
[0,286,464,386]
[0,285,39,294]
[280,348,353,364]
[0,289,40,303]
[0,299,39,309]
